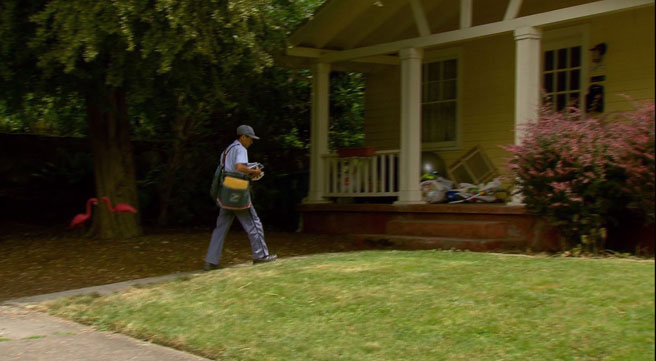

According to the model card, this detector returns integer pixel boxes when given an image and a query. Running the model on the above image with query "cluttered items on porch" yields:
[420,172,508,204]
[419,145,508,204]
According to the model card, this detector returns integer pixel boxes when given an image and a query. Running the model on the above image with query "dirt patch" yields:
[0,222,372,301]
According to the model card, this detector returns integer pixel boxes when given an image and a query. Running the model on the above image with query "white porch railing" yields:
[323,150,400,197]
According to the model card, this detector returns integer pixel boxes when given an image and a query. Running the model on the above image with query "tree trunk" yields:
[87,88,142,239]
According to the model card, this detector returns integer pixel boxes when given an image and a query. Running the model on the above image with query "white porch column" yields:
[511,26,542,204]
[514,26,542,144]
[395,48,425,205]
[305,62,331,204]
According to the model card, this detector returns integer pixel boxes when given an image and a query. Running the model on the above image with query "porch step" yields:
[386,219,508,239]
[352,234,526,252]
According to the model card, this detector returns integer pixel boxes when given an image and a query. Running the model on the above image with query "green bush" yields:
[505,101,655,253]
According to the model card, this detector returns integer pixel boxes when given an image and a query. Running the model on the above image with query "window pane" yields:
[544,73,554,93]
[444,102,456,141]
[570,46,581,67]
[544,51,554,71]
[443,80,456,100]
[428,82,440,101]
[433,103,447,141]
[421,58,458,145]
[422,106,431,142]
[557,71,567,92]
[428,62,441,81]
[557,48,568,69]
[569,69,580,90]
[443,59,457,79]
[422,103,438,142]
[422,102,456,142]
[556,93,567,111]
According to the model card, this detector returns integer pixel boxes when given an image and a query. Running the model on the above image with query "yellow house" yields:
[286,0,654,202]
[286,0,654,250]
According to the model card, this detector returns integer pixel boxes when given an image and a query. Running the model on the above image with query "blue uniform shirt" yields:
[222,140,248,174]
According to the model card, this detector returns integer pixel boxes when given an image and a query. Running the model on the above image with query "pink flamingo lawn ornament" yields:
[69,197,98,229]
[101,196,138,214]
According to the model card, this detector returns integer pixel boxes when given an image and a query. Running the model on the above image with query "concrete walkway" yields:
[0,272,212,361]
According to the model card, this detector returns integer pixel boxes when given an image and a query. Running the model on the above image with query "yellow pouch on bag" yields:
[218,172,252,210]
[223,176,249,190]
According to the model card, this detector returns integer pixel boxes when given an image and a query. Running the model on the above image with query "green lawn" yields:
[45,251,655,361]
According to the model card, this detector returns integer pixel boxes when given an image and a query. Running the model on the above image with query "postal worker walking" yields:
[204,125,277,271]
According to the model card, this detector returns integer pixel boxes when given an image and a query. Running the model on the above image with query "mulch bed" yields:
[0,222,373,301]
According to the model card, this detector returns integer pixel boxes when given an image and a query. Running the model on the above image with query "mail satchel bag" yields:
[217,171,252,209]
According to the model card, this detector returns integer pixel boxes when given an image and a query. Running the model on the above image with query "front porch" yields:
[298,1,654,207]
[299,202,561,252]
[289,0,654,254]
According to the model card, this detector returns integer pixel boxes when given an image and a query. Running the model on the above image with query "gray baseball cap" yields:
[236,125,260,139]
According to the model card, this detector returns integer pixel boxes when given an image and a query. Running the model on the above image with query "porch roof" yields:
[284,0,653,69]
[289,0,458,51]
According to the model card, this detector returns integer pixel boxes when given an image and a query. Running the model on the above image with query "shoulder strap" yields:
[221,143,240,168]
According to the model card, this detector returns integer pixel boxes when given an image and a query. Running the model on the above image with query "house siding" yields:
[588,9,655,110]
[454,34,516,177]
[363,67,400,151]
[362,8,654,180]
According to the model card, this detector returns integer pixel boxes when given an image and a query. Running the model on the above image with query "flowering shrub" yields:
[605,102,655,222]
[504,101,655,252]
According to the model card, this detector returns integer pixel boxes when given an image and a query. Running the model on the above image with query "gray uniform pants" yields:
[205,206,269,265]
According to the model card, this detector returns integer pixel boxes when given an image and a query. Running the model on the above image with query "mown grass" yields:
[45,250,655,361]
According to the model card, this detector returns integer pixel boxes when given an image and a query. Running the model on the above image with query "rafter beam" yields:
[460,0,472,28]
[318,0,653,63]
[504,0,523,20]
[409,0,431,36]
[341,0,408,49]
[286,46,400,65]
[365,0,451,50]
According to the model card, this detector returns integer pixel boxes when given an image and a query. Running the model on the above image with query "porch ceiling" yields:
[288,0,605,53]
[289,0,460,52]
[283,0,650,71]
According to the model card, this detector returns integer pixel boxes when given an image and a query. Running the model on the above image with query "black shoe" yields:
[253,254,278,265]
[203,262,222,272]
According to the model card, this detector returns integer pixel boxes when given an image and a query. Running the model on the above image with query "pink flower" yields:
[502,98,654,247]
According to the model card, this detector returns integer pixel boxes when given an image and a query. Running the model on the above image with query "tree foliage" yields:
[0,0,370,231]
[29,0,280,84]
[330,72,365,149]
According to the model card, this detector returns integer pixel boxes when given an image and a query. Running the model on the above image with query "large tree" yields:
[1,0,295,237]
[118,0,325,226]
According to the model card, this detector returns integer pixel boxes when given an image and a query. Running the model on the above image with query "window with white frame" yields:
[542,27,587,112]
[422,57,459,148]
[543,46,582,111]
